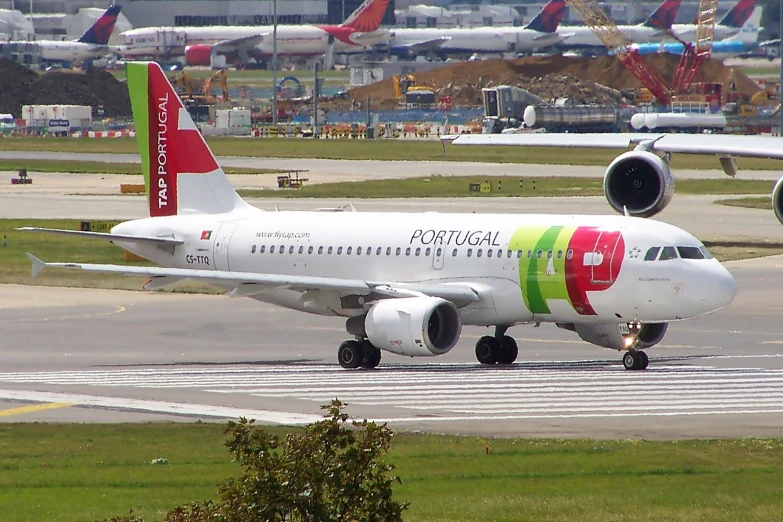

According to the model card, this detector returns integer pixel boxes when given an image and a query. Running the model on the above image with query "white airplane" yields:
[386,0,566,59]
[557,0,681,51]
[671,0,756,43]
[0,5,121,63]
[120,0,390,66]
[22,62,747,372]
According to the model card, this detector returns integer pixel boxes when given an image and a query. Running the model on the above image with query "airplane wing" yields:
[395,36,452,53]
[442,133,783,161]
[25,254,480,307]
[213,33,269,53]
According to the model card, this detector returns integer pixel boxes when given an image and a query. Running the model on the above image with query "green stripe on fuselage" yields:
[509,225,577,315]
[126,62,150,202]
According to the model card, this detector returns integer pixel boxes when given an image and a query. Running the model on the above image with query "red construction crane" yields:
[670,0,718,93]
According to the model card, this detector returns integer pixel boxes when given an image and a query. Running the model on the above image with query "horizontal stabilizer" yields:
[17,227,184,246]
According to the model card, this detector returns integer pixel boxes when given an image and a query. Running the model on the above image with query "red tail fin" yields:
[341,0,390,32]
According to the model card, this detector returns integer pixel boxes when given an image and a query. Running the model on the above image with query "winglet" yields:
[25,252,47,278]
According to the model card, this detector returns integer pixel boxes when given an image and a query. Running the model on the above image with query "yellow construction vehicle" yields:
[169,69,230,105]
[203,69,230,104]
[393,74,433,98]
[169,70,194,99]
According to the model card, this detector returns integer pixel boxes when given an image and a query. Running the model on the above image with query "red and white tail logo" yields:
[341,0,390,32]
[139,62,249,217]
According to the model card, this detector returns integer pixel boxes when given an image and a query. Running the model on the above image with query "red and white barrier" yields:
[71,131,136,138]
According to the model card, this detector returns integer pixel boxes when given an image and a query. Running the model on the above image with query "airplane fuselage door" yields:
[212,221,238,271]
[432,238,445,270]
[590,230,622,284]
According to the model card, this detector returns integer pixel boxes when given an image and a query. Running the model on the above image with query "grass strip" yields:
[714,196,772,211]
[0,159,281,175]
[0,423,782,522]
[238,176,775,199]
[2,137,783,170]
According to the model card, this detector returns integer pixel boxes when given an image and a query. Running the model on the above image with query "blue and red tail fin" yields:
[525,0,566,33]
[77,5,121,45]
[340,0,390,32]
[126,62,250,217]
[644,0,681,29]
[719,0,756,28]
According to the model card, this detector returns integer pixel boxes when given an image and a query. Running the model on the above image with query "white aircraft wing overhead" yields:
[397,36,452,53]
[443,133,783,161]
[213,33,269,52]
[25,254,480,307]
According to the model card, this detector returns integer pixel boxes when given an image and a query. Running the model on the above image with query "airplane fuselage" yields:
[388,27,560,56]
[0,39,107,62]
[114,210,735,327]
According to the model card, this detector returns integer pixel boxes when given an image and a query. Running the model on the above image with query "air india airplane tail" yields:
[77,5,122,45]
[340,0,390,32]
[127,61,252,217]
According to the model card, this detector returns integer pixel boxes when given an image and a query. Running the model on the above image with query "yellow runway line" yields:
[0,402,73,417]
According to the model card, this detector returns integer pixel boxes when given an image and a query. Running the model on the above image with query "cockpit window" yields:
[700,246,714,259]
[644,247,660,261]
[659,246,679,261]
[678,246,705,259]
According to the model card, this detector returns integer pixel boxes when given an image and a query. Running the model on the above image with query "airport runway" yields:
[0,255,781,438]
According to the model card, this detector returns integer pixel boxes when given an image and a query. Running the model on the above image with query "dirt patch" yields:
[0,58,131,119]
[341,55,761,109]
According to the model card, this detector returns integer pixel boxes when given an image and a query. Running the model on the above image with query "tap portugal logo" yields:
[510,225,626,316]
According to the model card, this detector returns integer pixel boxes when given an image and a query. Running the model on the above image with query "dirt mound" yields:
[348,55,760,108]
[0,58,131,119]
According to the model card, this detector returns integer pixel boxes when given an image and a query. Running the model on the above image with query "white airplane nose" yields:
[704,263,737,312]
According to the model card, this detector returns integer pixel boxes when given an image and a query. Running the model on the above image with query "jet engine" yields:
[604,151,675,218]
[185,45,213,66]
[558,322,668,351]
[773,175,783,226]
[364,297,462,357]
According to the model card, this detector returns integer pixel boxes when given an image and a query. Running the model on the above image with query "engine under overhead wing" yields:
[25,254,480,307]
[441,133,783,176]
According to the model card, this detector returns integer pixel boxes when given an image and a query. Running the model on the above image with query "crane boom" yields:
[566,0,673,104]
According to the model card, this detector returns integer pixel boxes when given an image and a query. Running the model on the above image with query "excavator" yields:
[169,69,230,105]
[392,74,433,98]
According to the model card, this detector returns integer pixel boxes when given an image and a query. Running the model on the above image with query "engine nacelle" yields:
[604,151,675,218]
[185,44,213,66]
[558,321,668,351]
[773,175,783,226]
[365,297,462,357]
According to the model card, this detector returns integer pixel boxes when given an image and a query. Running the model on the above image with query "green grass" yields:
[239,176,775,199]
[714,196,773,211]
[0,159,282,176]
[3,137,783,170]
[1,423,782,522]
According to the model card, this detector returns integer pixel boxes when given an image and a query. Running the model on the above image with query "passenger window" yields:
[376,247,381,255]
[644,247,660,261]
[467,248,473,257]
[566,249,573,260]
[436,248,442,256]
[517,250,523,258]
[260,245,266,254]
[289,246,294,254]
[507,250,513,258]
[279,244,284,253]
[346,247,352,255]
[527,250,533,258]
[425,247,431,256]
[308,246,313,254]
[536,250,543,259]
[385,247,391,255]
[318,246,323,254]
[357,247,362,255]
[659,246,678,261]
[547,250,553,259]
[477,249,483,258]
[270,245,276,254]
[251,245,256,253]
[452,248,458,256]
[557,250,563,259]
[678,246,705,259]
[328,246,333,254]
[497,249,503,258]
[298,246,303,254]
[700,246,714,259]
[405,248,411,256]
[337,247,343,255]
[415,247,421,256]
[396,247,401,256]
[487,249,493,258]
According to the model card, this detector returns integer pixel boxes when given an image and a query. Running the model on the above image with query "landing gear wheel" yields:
[475,336,500,365]
[360,340,382,369]
[622,350,648,371]
[497,335,518,365]
[338,340,362,369]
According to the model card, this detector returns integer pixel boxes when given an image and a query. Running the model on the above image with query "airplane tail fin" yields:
[126,61,251,217]
[341,0,390,32]
[643,0,681,29]
[732,6,762,44]
[524,0,566,33]
[719,0,756,28]
[77,5,122,45]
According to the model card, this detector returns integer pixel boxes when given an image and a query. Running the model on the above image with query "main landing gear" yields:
[337,339,382,369]
[475,326,519,365]
[623,350,649,371]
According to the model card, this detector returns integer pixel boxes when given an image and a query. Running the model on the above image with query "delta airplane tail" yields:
[525,0,566,33]
[77,4,122,45]
[340,0,390,32]
[644,0,681,29]
[719,0,756,28]
[127,61,251,217]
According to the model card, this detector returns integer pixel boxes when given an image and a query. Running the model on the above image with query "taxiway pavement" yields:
[0,255,781,438]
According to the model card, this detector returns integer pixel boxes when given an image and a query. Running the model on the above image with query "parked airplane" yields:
[21,62,740,372]
[632,7,762,60]
[671,0,756,43]
[556,0,681,51]
[385,0,566,59]
[120,0,389,66]
[0,5,121,63]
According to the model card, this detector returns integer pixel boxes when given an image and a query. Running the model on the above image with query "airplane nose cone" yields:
[705,263,737,312]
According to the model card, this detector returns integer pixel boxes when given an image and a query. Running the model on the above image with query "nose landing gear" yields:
[475,326,518,365]
[623,350,649,370]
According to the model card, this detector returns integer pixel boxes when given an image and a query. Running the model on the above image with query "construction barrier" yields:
[71,131,136,138]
